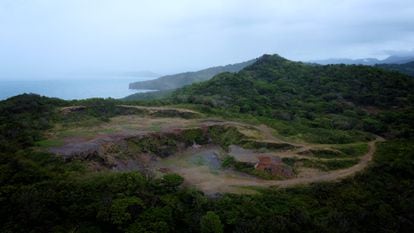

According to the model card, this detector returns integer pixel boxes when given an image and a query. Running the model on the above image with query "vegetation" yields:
[334,143,369,157]
[171,54,414,142]
[125,125,248,159]
[300,144,369,159]
[123,89,175,101]
[0,95,412,232]
[1,52,414,232]
[200,211,224,233]
[209,125,246,149]
[242,140,296,151]
[377,61,414,77]
[300,158,360,171]
[221,155,287,180]
[127,59,256,100]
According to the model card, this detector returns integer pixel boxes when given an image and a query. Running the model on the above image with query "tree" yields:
[110,197,144,226]
[160,173,184,192]
[200,211,223,233]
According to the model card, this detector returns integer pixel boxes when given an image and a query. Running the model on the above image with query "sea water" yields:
[0,77,155,100]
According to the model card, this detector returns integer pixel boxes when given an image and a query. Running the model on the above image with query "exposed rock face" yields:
[49,135,127,161]
[255,156,294,178]
[60,106,87,115]
[49,124,246,171]
[49,135,146,170]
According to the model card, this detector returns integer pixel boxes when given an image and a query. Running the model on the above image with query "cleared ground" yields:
[39,105,380,194]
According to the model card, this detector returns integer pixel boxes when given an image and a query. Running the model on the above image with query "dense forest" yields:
[126,59,256,100]
[171,55,414,142]
[377,61,414,77]
[1,54,414,232]
[0,94,413,232]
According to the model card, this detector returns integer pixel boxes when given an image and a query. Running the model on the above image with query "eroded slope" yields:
[39,105,378,194]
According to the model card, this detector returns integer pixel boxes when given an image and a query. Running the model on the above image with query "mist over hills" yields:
[129,59,256,91]
[310,55,414,65]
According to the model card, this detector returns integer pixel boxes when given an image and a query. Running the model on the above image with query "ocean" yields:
[0,77,155,100]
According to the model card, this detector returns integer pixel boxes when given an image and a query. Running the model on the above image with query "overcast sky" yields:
[0,0,413,79]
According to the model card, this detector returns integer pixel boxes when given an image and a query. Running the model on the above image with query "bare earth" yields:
[158,137,383,195]
[46,105,384,195]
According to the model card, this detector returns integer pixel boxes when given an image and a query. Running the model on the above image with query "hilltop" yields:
[126,59,256,100]
[126,55,414,101]
[171,54,414,140]
[129,59,256,91]
[1,55,414,232]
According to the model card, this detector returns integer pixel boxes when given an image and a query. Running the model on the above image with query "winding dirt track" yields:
[118,105,200,114]
[206,137,384,193]
[267,136,384,188]
[55,106,385,194]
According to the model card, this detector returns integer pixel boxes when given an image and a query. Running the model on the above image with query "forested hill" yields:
[171,54,414,139]
[377,61,414,77]
[129,59,256,91]
[1,94,413,232]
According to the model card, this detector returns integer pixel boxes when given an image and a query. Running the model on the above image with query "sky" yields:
[0,0,414,79]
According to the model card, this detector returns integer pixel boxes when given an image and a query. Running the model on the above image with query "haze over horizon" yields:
[1,0,414,80]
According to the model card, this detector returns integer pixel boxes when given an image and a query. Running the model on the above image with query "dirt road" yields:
[187,137,384,194]
[53,107,384,194]
[118,105,201,114]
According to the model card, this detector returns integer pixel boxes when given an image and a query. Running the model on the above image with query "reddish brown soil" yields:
[46,107,383,194]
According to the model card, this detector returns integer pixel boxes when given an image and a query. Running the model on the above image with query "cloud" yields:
[0,0,413,79]
[383,49,414,57]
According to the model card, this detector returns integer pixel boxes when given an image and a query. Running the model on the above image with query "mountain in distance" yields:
[125,54,414,101]
[171,54,414,139]
[173,54,414,111]
[310,58,381,65]
[128,59,257,90]
[125,59,256,100]
[376,61,414,77]
[311,55,414,65]
[381,55,414,64]
[310,55,414,77]
[2,54,414,232]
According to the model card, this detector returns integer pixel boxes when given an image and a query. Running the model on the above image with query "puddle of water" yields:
[189,148,222,171]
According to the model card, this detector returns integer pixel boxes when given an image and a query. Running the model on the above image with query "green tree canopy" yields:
[200,211,224,233]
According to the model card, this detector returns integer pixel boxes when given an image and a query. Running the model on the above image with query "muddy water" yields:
[156,145,223,171]
[189,149,221,170]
